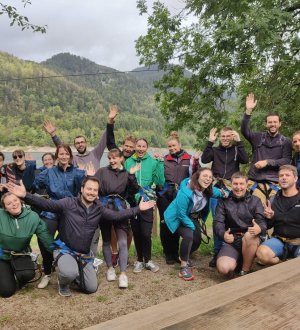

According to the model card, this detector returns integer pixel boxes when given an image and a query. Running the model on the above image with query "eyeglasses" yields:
[13,155,24,160]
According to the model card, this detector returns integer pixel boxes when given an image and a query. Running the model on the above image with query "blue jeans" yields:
[262,237,300,258]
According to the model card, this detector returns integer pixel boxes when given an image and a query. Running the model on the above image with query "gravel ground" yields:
[0,253,227,330]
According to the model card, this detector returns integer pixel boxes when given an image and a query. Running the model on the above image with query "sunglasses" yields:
[13,155,24,160]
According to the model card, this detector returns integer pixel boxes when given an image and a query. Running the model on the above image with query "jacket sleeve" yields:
[212,187,223,199]
[91,128,107,161]
[22,160,37,192]
[176,192,195,231]
[126,173,140,196]
[201,141,214,164]
[153,159,165,186]
[241,114,263,148]
[236,141,249,164]
[51,135,62,147]
[35,217,54,253]
[106,123,118,150]
[252,197,267,235]
[33,168,48,191]
[213,199,227,240]
[266,138,292,168]
[100,205,140,222]
[24,193,66,213]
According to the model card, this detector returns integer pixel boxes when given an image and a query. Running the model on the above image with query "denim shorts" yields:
[261,237,300,258]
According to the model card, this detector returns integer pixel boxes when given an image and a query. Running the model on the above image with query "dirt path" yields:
[0,253,226,330]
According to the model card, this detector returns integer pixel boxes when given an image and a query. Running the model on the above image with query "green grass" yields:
[96,295,108,303]
[0,315,11,325]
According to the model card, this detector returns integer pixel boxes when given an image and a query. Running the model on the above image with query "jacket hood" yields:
[179,178,193,199]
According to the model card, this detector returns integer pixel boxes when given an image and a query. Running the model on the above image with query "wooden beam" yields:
[85,258,300,330]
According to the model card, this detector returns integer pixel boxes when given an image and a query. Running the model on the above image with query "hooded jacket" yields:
[201,141,248,179]
[241,114,292,182]
[213,191,267,240]
[24,193,141,254]
[0,207,53,260]
[125,153,165,202]
[164,178,223,233]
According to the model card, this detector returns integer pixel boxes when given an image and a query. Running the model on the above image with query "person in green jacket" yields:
[0,192,53,298]
[125,138,164,274]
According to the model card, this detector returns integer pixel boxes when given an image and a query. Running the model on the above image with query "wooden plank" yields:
[85,258,300,330]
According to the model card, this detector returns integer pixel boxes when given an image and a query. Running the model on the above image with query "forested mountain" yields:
[0,52,170,147]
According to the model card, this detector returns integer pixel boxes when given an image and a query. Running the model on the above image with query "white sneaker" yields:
[38,275,51,289]
[118,274,128,288]
[145,260,159,273]
[133,261,144,273]
[106,267,117,281]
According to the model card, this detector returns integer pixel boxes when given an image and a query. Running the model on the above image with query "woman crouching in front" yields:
[164,168,222,281]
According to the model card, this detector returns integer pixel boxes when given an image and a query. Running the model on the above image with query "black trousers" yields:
[157,190,180,260]
[175,219,202,262]
[37,217,58,275]
[130,208,153,263]
[0,259,35,298]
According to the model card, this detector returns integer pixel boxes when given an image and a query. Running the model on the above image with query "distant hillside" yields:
[130,64,192,85]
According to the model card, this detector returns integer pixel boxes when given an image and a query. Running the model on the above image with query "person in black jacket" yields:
[214,172,266,276]
[95,148,140,288]
[292,131,300,187]
[257,165,300,265]
[241,93,292,204]
[6,177,155,297]
[201,127,249,267]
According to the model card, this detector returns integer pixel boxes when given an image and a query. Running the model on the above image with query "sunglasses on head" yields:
[13,155,24,160]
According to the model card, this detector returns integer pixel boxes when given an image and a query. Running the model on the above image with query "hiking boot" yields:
[106,267,117,281]
[58,282,71,297]
[38,275,51,289]
[112,253,119,268]
[178,267,194,281]
[209,254,218,268]
[118,274,128,288]
[133,261,144,273]
[145,260,159,273]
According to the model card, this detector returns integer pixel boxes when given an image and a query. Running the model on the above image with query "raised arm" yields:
[43,120,62,147]
[241,93,258,142]
[201,128,218,164]
[231,130,249,164]
[106,105,118,150]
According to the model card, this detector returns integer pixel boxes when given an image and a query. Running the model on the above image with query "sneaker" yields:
[238,270,249,276]
[58,282,71,297]
[187,259,193,268]
[133,261,144,273]
[118,274,128,288]
[209,254,217,268]
[38,275,51,289]
[112,253,119,268]
[145,260,159,273]
[178,267,194,281]
[106,267,117,281]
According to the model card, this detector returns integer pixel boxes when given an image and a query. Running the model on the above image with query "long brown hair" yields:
[189,168,213,198]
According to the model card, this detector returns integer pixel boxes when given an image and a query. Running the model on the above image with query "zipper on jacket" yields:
[14,218,19,229]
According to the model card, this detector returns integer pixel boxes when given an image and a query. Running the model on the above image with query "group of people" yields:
[0,93,299,298]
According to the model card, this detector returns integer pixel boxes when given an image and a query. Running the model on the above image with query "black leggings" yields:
[157,191,180,259]
[0,259,35,298]
[131,208,153,263]
[37,217,58,275]
[176,220,202,262]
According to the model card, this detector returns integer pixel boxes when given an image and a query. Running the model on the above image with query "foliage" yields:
[136,0,300,147]
[0,52,196,148]
[0,0,47,33]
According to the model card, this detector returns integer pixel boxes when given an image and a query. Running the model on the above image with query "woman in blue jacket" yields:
[32,144,86,289]
[164,168,222,281]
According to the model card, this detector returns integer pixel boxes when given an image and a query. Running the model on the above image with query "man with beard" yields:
[214,172,266,276]
[256,165,300,265]
[6,177,155,297]
[241,93,292,205]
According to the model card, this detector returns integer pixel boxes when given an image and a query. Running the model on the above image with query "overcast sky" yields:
[0,0,186,71]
